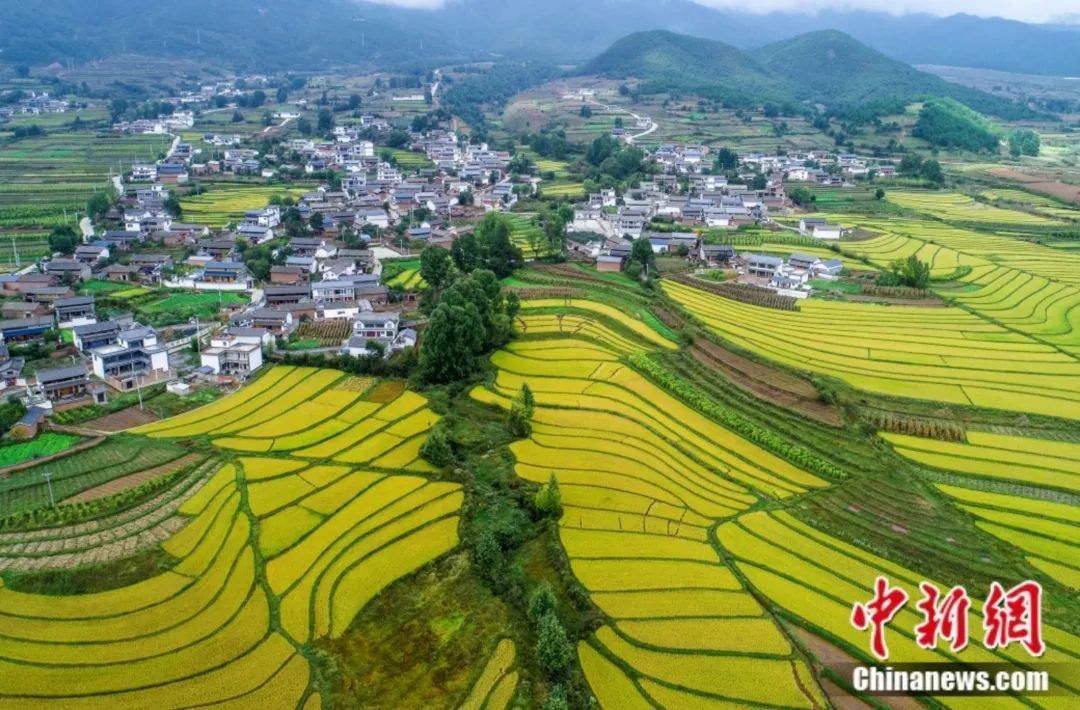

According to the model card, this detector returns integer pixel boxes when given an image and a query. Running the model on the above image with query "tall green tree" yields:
[420,244,454,292]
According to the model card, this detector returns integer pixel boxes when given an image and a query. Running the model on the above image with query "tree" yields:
[535,612,572,676]
[231,110,245,124]
[473,214,523,278]
[714,147,739,171]
[420,428,454,467]
[14,65,29,79]
[508,401,531,438]
[450,232,482,273]
[1008,129,1040,157]
[789,187,814,207]
[520,383,535,414]
[48,226,79,255]
[899,154,923,175]
[86,192,111,221]
[886,254,931,289]
[543,213,566,254]
[625,237,655,279]
[920,159,945,184]
[457,189,474,206]
[473,530,505,586]
[543,685,569,710]
[421,300,483,383]
[317,108,335,133]
[534,473,562,517]
[250,90,267,108]
[276,87,289,104]
[579,105,592,118]
[875,188,886,200]
[419,244,454,292]
[297,117,313,136]
[528,582,558,624]
[164,194,183,218]
[309,213,324,231]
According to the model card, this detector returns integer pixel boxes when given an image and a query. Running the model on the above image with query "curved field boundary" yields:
[664,279,1080,421]
[716,510,1080,703]
[459,638,516,710]
[472,336,828,708]
[883,431,1080,494]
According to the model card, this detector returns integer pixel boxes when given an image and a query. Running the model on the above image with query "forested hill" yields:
[582,31,788,107]
[752,30,1039,120]
[584,30,1041,120]
[0,0,459,69]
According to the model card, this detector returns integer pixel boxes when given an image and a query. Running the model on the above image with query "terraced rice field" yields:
[817,215,1080,356]
[979,189,1080,221]
[936,484,1080,589]
[471,305,844,706]
[0,131,166,268]
[717,510,1080,702]
[886,190,1066,228]
[0,362,462,707]
[663,279,1080,420]
[135,367,437,471]
[0,455,460,706]
[460,638,518,710]
[883,431,1080,493]
[179,185,308,228]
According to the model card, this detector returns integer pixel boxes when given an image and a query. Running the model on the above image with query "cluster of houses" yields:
[112,111,195,136]
[0,273,175,411]
[0,92,69,119]
[740,151,897,185]
[742,252,844,296]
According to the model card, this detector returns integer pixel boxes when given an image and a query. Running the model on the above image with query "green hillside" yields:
[912,97,1001,152]
[581,30,788,107]
[583,29,1039,120]
[753,30,1037,120]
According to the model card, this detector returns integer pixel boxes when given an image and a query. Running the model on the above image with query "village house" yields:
[74,320,122,352]
[35,364,105,405]
[53,296,97,328]
[0,316,55,344]
[200,335,263,378]
[45,259,92,282]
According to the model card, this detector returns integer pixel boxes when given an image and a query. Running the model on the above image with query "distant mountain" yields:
[0,0,458,70]
[357,0,1080,77]
[584,30,1038,120]
[3,1,1077,79]
[752,31,1036,119]
[582,31,787,106]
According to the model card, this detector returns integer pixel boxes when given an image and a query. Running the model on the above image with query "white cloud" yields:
[361,0,1079,24]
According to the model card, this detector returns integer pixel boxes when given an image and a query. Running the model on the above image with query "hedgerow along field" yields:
[0,365,463,707]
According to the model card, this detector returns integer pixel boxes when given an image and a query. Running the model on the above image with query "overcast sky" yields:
[362,0,1080,25]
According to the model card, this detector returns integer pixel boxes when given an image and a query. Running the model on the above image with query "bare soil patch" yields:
[790,626,923,710]
[85,407,158,432]
[692,338,842,426]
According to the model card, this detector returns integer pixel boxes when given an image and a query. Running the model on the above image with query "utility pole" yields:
[42,471,56,508]
[136,374,144,410]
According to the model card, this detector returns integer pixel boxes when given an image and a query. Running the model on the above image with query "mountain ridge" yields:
[583,29,1038,120]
